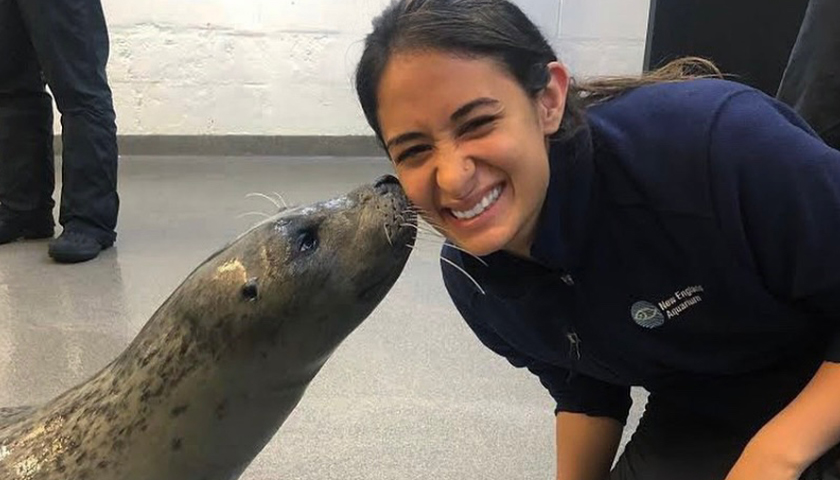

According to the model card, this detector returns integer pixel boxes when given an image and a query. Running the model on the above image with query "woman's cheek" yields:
[397,171,431,210]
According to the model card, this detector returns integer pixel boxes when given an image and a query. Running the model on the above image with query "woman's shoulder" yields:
[581,80,779,216]
[588,79,776,132]
[585,79,787,155]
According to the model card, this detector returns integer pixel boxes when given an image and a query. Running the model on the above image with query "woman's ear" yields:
[537,61,570,136]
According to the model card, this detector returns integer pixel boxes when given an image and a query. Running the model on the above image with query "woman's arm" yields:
[556,412,623,480]
[704,89,840,480]
[726,361,840,480]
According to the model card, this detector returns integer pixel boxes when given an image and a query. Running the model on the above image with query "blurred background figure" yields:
[777,0,840,150]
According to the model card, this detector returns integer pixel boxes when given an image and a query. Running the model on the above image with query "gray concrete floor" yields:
[0,156,645,479]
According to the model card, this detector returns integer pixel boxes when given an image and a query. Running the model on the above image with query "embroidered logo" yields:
[631,285,705,329]
[631,301,665,329]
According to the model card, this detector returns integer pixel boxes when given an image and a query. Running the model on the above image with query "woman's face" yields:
[376,51,569,257]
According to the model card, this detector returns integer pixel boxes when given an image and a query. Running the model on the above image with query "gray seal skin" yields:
[0,175,416,480]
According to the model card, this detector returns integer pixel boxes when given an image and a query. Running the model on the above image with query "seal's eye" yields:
[296,229,319,254]
[241,278,259,302]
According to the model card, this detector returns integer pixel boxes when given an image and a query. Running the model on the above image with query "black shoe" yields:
[0,211,54,245]
[48,230,112,263]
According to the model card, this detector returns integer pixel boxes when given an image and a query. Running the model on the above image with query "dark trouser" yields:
[777,0,840,150]
[611,357,840,480]
[0,0,118,243]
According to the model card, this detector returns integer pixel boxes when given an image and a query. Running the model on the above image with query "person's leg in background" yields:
[777,0,840,150]
[16,0,119,263]
[0,0,56,244]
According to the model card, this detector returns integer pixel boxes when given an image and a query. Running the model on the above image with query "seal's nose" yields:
[374,174,402,195]
[374,174,400,189]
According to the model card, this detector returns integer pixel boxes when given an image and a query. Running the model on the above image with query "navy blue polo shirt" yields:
[441,79,840,425]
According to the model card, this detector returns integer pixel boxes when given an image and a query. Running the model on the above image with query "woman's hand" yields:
[724,440,803,480]
[726,362,840,480]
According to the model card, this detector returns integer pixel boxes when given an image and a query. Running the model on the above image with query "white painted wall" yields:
[69,0,650,136]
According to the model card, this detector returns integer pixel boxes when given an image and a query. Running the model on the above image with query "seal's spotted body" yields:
[0,177,415,480]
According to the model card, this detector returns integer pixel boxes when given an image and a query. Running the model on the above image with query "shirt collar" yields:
[529,123,596,272]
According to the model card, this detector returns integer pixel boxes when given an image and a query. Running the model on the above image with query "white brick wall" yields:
[556,0,652,79]
[60,0,648,136]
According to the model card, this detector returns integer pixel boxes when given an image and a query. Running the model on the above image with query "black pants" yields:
[610,358,840,480]
[0,0,118,243]
[777,0,840,150]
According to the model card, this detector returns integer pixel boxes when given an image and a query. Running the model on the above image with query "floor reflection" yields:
[0,246,131,406]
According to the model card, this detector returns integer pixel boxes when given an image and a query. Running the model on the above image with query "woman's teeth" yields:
[451,185,503,220]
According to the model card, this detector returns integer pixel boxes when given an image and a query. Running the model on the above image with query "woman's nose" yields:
[435,149,476,198]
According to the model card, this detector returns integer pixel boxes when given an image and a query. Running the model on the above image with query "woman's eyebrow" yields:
[385,131,425,150]
[384,97,500,150]
[450,97,500,123]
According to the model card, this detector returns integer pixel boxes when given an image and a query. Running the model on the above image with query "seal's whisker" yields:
[416,216,450,235]
[404,242,441,254]
[398,208,419,218]
[401,222,435,233]
[405,231,444,243]
[400,211,447,234]
[414,217,442,230]
[384,224,393,246]
[404,242,425,255]
[399,216,438,235]
[442,243,488,267]
[410,210,435,222]
[272,191,290,209]
[404,205,427,215]
[401,224,447,243]
[410,207,437,221]
[419,225,446,237]
[402,205,427,214]
[440,256,486,295]
[237,211,272,219]
[423,219,448,231]
[246,192,282,210]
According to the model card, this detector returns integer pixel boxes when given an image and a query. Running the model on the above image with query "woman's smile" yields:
[448,183,504,220]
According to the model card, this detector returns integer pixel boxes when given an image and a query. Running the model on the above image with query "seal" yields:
[0,175,416,480]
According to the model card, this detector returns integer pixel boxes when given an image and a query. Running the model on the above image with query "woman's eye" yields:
[396,145,432,164]
[297,230,319,253]
[457,115,499,136]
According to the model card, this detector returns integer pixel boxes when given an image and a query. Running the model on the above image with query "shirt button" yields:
[561,274,575,286]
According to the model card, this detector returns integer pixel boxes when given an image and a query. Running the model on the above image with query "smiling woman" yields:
[376,51,560,257]
[355,1,840,480]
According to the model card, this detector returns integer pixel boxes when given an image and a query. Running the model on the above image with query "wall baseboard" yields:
[54,135,383,157]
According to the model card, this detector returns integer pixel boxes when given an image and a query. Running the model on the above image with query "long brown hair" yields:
[562,56,724,138]
[575,57,723,106]
[355,0,725,145]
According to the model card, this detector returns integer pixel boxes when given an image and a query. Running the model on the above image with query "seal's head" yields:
[0,176,416,480]
[167,174,416,372]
